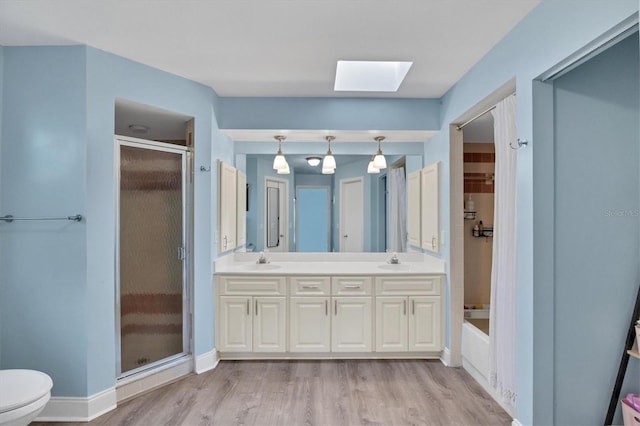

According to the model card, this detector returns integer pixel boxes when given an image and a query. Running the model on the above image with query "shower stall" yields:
[115,136,191,377]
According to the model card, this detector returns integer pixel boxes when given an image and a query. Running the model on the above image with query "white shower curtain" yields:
[388,167,407,253]
[489,95,517,407]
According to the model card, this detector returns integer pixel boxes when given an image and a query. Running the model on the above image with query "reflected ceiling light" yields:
[322,136,336,174]
[367,156,380,174]
[373,136,387,170]
[272,135,288,170]
[306,156,322,167]
[128,124,149,134]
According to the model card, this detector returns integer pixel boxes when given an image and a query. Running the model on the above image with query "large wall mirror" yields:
[242,153,423,253]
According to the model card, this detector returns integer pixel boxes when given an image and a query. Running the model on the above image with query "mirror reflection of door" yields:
[296,186,331,252]
[265,177,289,252]
[340,177,364,252]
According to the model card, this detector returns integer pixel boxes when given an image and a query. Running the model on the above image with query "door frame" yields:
[339,177,364,252]
[295,185,332,252]
[264,176,289,252]
[114,135,192,378]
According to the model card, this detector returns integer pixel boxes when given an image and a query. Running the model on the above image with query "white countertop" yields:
[214,252,445,276]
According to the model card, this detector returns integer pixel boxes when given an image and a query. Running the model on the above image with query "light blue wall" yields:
[0,45,229,397]
[297,187,330,252]
[0,46,89,396]
[218,97,440,130]
[552,33,639,425]
[428,2,639,424]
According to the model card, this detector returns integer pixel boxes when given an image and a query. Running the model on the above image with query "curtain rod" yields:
[455,92,516,131]
[456,105,495,131]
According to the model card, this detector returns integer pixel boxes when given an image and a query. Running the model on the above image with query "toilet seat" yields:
[0,369,53,413]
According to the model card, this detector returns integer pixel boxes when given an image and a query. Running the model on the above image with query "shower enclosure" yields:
[115,136,191,377]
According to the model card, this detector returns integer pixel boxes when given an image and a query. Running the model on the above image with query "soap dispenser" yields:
[464,195,475,213]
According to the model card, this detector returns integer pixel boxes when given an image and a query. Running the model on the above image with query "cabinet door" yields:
[407,169,421,247]
[409,296,442,352]
[218,160,237,252]
[253,297,286,352]
[236,169,246,247]
[332,297,372,352]
[375,297,408,352]
[421,161,440,252]
[218,296,251,352]
[289,297,330,352]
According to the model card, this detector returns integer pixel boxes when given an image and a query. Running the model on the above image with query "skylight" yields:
[334,60,413,92]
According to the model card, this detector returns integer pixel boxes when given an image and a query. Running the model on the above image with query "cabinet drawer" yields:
[290,276,331,296]
[375,276,441,296]
[218,275,286,295]
[332,276,372,296]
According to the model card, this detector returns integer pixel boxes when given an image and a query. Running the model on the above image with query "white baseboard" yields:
[462,358,516,418]
[195,349,219,374]
[440,347,451,366]
[36,387,117,422]
[512,419,523,426]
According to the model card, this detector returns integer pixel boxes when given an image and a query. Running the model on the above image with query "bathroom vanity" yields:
[214,253,446,359]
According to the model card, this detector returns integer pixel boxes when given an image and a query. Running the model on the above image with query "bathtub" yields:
[461,319,515,417]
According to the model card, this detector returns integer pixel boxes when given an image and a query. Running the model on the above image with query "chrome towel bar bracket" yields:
[1,214,83,223]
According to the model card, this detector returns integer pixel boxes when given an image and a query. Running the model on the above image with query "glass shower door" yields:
[117,139,189,376]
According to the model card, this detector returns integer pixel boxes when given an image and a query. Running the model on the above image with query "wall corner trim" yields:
[440,347,452,366]
[36,387,117,422]
[195,349,219,374]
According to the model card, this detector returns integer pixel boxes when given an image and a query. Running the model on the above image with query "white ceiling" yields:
[0,0,540,99]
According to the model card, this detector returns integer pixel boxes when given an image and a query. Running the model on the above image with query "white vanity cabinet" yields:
[289,276,372,353]
[216,276,287,353]
[375,276,443,352]
[216,272,442,358]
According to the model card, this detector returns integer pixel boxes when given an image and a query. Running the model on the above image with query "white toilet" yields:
[0,369,53,426]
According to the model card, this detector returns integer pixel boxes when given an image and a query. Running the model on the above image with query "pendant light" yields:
[272,135,288,170]
[373,136,387,170]
[277,162,290,175]
[367,156,380,174]
[322,135,336,174]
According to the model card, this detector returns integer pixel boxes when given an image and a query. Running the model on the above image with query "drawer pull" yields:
[325,299,328,316]
[412,299,415,315]
[335,299,338,316]
[343,285,361,289]
[255,299,258,316]
[301,285,320,289]
[246,299,250,316]
[403,300,407,315]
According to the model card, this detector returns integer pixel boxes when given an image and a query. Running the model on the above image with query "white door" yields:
[408,296,442,352]
[218,296,252,352]
[421,162,440,252]
[218,160,237,252]
[340,177,364,252]
[407,169,421,247]
[253,297,286,353]
[265,178,289,252]
[289,297,331,352]
[375,296,408,352]
[236,170,247,247]
[332,297,372,352]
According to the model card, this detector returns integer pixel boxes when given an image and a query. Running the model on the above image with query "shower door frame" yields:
[114,135,192,379]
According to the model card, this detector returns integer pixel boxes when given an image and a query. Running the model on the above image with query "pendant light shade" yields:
[322,166,335,175]
[373,136,387,170]
[367,157,380,174]
[277,162,290,174]
[272,135,289,170]
[323,136,337,171]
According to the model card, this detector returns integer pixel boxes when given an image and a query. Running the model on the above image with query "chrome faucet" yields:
[388,252,400,264]
[257,251,269,264]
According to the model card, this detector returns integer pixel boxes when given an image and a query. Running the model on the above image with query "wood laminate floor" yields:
[36,360,511,426]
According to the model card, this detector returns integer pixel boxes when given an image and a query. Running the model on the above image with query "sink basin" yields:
[239,263,281,271]
[377,264,411,271]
